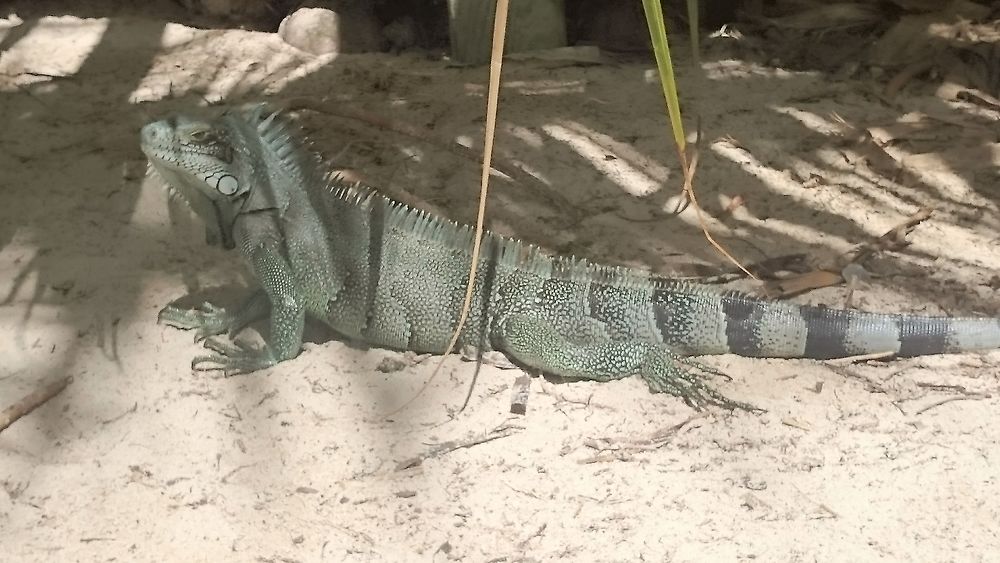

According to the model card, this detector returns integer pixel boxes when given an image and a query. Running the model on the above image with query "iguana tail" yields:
[655,287,1000,359]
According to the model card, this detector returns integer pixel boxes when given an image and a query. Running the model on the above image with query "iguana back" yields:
[139,105,1000,410]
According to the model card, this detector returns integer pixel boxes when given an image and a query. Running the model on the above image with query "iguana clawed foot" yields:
[159,291,270,343]
[159,302,236,341]
[640,354,762,412]
[191,337,278,376]
[497,313,759,412]
[158,292,293,376]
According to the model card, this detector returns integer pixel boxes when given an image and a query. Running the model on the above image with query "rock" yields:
[278,2,381,55]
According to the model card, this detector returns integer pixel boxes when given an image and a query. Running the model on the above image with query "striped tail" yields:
[653,288,1000,359]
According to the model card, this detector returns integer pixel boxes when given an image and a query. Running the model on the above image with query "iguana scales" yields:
[139,105,1000,409]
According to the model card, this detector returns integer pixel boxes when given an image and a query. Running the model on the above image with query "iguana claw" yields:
[192,337,278,376]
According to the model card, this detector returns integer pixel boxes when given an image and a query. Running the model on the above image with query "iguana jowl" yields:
[139,105,1000,409]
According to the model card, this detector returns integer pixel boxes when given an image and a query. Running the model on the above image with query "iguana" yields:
[139,104,1000,410]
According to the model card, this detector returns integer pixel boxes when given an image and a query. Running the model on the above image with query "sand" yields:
[2,4,999,561]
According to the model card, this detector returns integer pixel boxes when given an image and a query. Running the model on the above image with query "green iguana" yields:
[139,105,1000,409]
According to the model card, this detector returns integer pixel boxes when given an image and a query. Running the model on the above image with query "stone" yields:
[278,3,381,55]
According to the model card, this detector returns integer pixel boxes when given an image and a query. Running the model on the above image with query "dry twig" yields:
[824,350,897,365]
[578,414,705,463]
[395,424,521,471]
[0,376,72,433]
[913,393,989,415]
[763,207,933,298]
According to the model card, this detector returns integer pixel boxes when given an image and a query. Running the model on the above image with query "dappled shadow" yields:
[3,6,998,488]
[2,16,168,446]
[0,13,352,487]
[271,49,999,319]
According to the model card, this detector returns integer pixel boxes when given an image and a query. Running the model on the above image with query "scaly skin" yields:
[140,105,1000,411]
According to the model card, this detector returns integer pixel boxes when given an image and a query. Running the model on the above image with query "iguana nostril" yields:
[140,122,169,146]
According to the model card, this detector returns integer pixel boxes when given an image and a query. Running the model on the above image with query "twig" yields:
[884,60,935,99]
[824,364,889,395]
[220,463,256,484]
[577,414,704,463]
[696,253,809,284]
[781,417,811,431]
[912,393,988,415]
[504,480,543,499]
[841,206,933,265]
[395,424,521,471]
[824,350,896,365]
[791,484,840,519]
[764,207,933,297]
[915,382,968,392]
[509,375,531,415]
[681,123,758,281]
[0,375,72,433]
[517,523,547,550]
[100,402,138,425]
[956,89,1000,112]
[384,0,510,418]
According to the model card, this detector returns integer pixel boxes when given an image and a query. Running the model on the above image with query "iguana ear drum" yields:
[217,175,239,195]
[205,172,240,195]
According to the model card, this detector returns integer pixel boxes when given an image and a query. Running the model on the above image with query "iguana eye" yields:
[188,129,214,143]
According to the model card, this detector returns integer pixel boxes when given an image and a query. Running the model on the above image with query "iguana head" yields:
[141,110,258,249]
[141,106,288,248]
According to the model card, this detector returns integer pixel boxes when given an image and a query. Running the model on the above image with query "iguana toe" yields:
[191,337,278,376]
[642,356,761,412]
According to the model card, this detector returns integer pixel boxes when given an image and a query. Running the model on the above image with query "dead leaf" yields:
[763,270,844,298]
[723,194,746,213]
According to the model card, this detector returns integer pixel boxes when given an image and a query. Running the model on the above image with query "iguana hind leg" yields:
[495,313,756,411]
[159,290,270,341]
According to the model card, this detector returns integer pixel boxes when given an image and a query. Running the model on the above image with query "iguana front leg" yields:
[190,214,306,375]
[159,290,270,341]
[495,313,756,411]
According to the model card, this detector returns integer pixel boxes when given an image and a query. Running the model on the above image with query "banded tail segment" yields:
[653,286,1000,359]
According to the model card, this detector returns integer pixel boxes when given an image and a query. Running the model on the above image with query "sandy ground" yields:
[2,4,1000,562]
